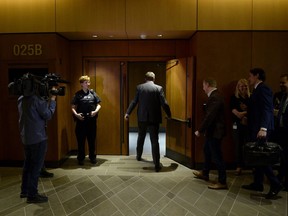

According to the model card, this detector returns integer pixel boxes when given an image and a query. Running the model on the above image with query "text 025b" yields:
[13,44,43,56]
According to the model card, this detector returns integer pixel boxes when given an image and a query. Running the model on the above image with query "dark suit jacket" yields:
[276,93,288,129]
[247,82,274,140]
[126,81,171,123]
[199,89,226,139]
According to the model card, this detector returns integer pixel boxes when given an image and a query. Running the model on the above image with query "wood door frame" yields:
[82,57,173,156]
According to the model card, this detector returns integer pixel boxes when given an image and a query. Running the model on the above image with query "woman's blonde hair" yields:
[79,75,90,83]
[235,78,250,98]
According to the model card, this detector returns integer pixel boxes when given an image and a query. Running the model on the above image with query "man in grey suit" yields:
[194,77,227,189]
[125,71,171,172]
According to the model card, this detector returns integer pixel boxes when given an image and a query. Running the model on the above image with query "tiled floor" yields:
[0,133,287,216]
[0,154,287,216]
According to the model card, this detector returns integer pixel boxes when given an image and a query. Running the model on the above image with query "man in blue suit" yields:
[125,71,171,172]
[241,68,282,199]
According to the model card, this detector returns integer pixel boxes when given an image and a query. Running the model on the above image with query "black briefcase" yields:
[243,140,282,167]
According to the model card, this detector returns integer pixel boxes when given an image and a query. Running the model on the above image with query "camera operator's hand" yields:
[50,86,57,101]
[50,95,57,101]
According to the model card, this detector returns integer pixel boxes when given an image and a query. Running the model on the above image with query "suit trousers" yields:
[203,137,227,184]
[137,122,160,167]
[272,127,288,187]
[21,140,47,197]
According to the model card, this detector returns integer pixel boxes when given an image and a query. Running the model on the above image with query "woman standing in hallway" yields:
[71,75,101,166]
[230,79,250,175]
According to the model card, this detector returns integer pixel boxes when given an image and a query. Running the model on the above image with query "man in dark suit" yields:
[124,71,171,172]
[241,68,282,199]
[194,77,227,189]
[274,74,288,191]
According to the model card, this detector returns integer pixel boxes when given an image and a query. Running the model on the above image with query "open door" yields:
[165,57,194,168]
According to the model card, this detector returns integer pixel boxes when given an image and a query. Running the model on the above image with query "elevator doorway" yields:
[127,62,167,156]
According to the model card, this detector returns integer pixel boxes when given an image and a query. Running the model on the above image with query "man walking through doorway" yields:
[125,71,171,172]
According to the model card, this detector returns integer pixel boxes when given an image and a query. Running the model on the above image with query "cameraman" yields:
[71,75,101,165]
[18,88,57,203]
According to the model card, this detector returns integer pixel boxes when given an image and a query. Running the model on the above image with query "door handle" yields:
[166,117,191,128]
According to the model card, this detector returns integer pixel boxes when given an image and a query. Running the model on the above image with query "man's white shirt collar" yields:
[254,81,262,89]
[207,88,217,97]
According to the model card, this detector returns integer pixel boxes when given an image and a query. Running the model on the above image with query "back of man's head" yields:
[145,72,155,81]
[204,77,217,88]
[250,68,266,81]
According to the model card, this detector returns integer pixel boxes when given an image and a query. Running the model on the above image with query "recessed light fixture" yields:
[140,34,147,39]
[92,35,98,38]
[157,34,163,37]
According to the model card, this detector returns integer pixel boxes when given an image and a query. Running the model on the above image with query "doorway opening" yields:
[127,61,167,157]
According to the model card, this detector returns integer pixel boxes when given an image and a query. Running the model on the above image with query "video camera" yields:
[8,73,69,99]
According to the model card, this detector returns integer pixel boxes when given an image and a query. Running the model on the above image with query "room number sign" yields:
[13,44,43,56]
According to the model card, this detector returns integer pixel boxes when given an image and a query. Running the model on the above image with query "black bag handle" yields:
[256,138,267,146]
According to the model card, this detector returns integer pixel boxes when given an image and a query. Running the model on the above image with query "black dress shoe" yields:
[136,156,142,161]
[90,159,97,164]
[27,194,48,203]
[40,169,54,178]
[78,160,84,165]
[20,193,27,198]
[155,166,162,172]
[265,185,283,199]
[241,183,264,192]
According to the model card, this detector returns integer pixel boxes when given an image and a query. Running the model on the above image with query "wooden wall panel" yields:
[252,32,288,91]
[253,0,288,30]
[82,41,129,57]
[192,31,288,165]
[0,0,55,33]
[56,0,126,35]
[54,36,72,160]
[126,0,196,30]
[128,40,177,57]
[198,0,252,30]
[0,34,71,165]
[126,0,197,38]
[193,32,252,164]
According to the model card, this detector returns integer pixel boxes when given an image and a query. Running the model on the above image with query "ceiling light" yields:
[140,34,147,39]
[92,35,98,38]
[157,34,163,37]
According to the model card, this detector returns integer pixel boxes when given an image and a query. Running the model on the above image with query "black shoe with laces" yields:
[265,184,283,199]
[20,193,27,198]
[27,194,48,203]
[40,169,54,178]
[90,158,97,164]
[241,183,264,192]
